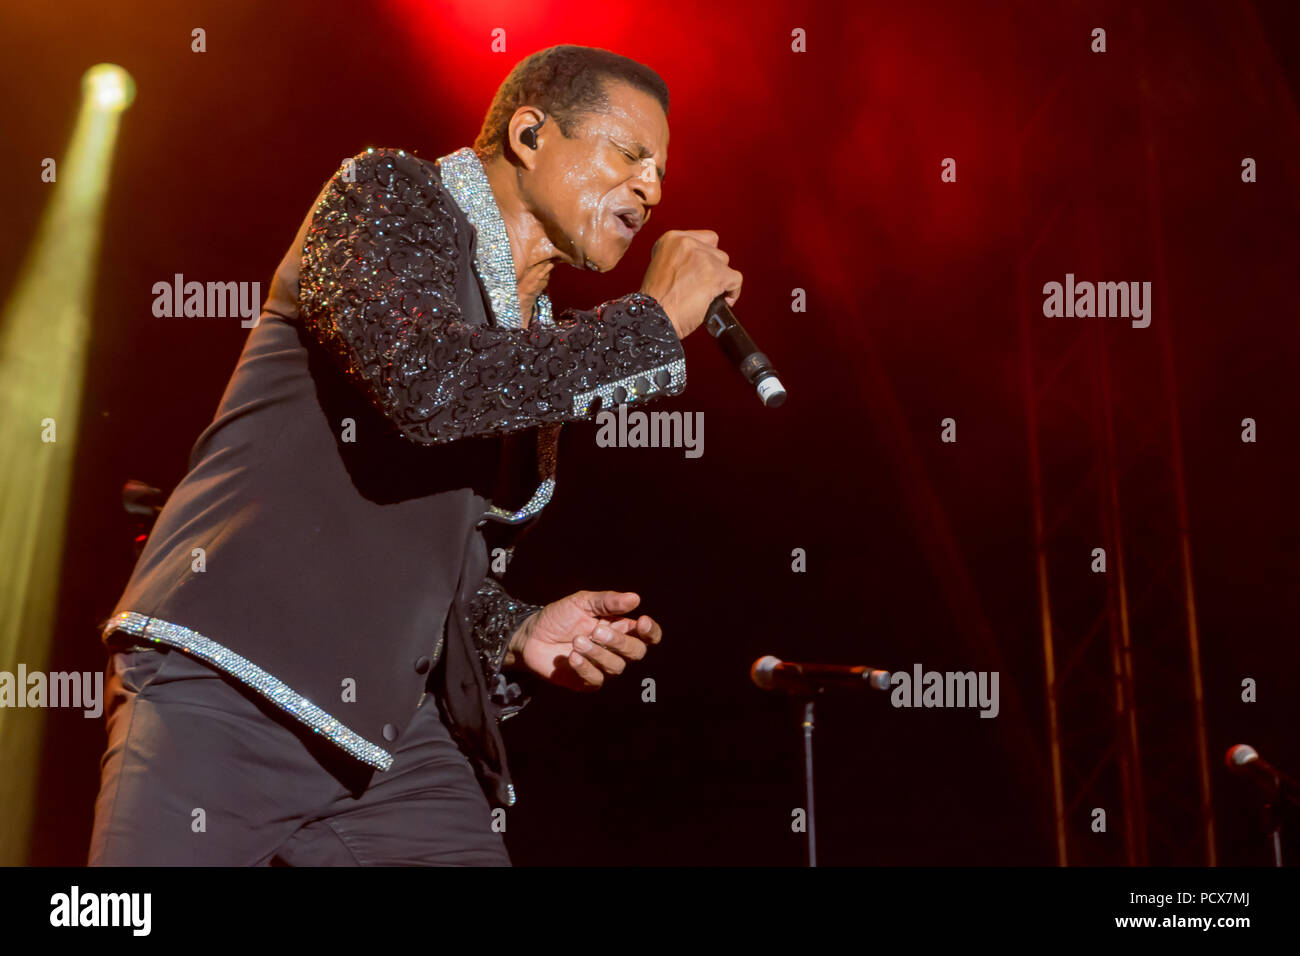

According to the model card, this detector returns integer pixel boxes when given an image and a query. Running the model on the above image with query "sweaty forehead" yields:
[596,83,667,143]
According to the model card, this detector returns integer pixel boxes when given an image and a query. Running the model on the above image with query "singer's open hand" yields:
[508,590,662,692]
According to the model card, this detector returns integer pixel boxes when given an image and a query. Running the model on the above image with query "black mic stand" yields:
[756,659,894,866]
[1263,784,1285,867]
[1227,746,1299,866]
[801,696,818,867]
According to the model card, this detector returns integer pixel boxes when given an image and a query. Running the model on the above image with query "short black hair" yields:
[473,44,669,162]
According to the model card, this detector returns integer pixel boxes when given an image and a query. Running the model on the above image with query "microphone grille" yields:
[751,655,782,690]
[1226,744,1258,768]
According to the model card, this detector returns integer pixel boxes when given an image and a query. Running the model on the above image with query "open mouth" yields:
[611,211,637,240]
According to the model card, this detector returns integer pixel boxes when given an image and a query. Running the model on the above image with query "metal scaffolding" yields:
[1012,69,1215,866]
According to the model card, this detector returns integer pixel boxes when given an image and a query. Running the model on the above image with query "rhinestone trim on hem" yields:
[102,611,394,772]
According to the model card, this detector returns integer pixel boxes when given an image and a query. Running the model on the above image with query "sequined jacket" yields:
[100,146,687,807]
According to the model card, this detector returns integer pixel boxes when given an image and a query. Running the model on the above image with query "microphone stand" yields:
[802,697,818,867]
[1264,785,1284,867]
[1227,747,1299,866]
[756,659,893,866]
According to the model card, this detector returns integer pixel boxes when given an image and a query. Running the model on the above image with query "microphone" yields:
[750,655,891,694]
[121,479,165,517]
[704,294,787,408]
[1225,744,1300,806]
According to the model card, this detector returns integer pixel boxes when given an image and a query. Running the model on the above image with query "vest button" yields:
[382,723,398,741]
[414,656,431,674]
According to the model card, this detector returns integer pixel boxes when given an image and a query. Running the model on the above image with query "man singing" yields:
[88,43,741,865]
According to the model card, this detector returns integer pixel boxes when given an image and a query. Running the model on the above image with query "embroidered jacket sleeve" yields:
[298,147,687,445]
[466,575,541,721]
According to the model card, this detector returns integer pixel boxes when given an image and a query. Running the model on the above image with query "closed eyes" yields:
[612,140,666,184]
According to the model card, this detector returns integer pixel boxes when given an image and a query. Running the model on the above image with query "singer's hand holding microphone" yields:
[640,229,742,336]
[640,229,786,407]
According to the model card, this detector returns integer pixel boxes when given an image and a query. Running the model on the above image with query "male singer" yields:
[88,44,741,865]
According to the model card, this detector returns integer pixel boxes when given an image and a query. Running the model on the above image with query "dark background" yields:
[2,0,1296,865]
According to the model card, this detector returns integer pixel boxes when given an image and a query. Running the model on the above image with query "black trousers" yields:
[87,642,511,866]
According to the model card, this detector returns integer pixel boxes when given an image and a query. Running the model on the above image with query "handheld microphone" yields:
[704,294,787,408]
[1225,744,1300,806]
[750,655,891,694]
